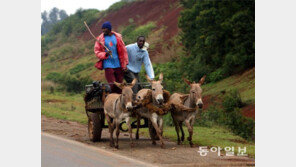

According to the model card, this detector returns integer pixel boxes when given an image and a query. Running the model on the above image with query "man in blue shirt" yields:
[124,36,155,93]
[94,21,128,93]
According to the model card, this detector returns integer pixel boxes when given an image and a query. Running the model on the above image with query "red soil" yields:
[202,95,255,120]
[80,0,182,58]
[241,104,255,119]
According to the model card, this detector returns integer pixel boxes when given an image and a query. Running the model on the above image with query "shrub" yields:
[208,68,226,82]
[121,22,156,45]
[46,72,62,82]
[224,109,255,141]
[46,72,92,93]
[222,89,243,112]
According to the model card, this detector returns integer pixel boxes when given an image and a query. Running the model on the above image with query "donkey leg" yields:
[185,119,194,147]
[190,116,197,146]
[125,117,133,147]
[179,121,185,142]
[151,114,165,148]
[136,114,140,140]
[172,116,181,145]
[105,114,115,147]
[148,120,156,145]
[115,120,120,149]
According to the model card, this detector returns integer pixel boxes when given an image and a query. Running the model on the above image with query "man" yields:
[94,21,128,93]
[124,36,155,93]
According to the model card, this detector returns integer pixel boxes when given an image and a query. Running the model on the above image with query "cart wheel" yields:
[88,112,103,142]
[148,120,160,140]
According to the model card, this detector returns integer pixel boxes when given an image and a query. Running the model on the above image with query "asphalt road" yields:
[41,133,156,167]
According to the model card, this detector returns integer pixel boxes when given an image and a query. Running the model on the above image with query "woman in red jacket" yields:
[94,21,128,93]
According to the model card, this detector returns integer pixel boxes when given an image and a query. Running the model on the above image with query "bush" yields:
[69,63,93,74]
[46,72,62,82]
[222,89,244,112]
[46,72,92,93]
[121,22,156,45]
[208,68,226,82]
[224,109,255,141]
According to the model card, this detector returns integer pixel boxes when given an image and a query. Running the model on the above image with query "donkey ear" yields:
[199,75,206,85]
[183,77,191,85]
[130,78,137,87]
[146,75,152,82]
[159,73,163,83]
[114,82,123,89]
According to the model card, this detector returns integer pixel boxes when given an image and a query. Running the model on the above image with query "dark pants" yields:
[124,69,141,94]
[105,68,124,94]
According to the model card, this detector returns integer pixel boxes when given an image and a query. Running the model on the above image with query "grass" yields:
[202,68,255,104]
[139,125,255,157]
[41,91,88,124]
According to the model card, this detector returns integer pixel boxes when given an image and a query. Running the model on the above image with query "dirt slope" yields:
[81,0,182,59]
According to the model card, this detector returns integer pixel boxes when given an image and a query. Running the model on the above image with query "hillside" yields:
[41,0,255,120]
[41,0,182,81]
[202,68,255,119]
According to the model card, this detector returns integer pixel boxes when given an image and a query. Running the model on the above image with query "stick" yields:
[84,21,112,58]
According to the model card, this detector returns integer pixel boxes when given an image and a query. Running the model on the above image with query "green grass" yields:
[41,91,88,124]
[202,68,255,104]
[139,126,255,157]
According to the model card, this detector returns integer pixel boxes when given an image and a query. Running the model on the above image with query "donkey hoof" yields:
[152,141,156,145]
[136,135,139,140]
[190,143,194,147]
[181,137,185,142]
[110,143,115,147]
[177,141,181,145]
[115,145,119,149]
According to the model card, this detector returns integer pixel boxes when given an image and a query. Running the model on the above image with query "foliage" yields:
[43,8,100,46]
[178,0,255,82]
[121,22,156,45]
[69,63,93,74]
[222,89,244,112]
[41,8,69,35]
[195,90,254,141]
[46,72,92,93]
[107,0,136,12]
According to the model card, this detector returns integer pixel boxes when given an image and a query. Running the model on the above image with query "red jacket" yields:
[94,32,128,70]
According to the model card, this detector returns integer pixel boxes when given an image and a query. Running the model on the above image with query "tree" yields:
[41,8,68,35]
[178,0,255,82]
[59,10,68,20]
[49,7,59,24]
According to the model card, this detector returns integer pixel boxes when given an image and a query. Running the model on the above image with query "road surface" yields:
[42,133,155,167]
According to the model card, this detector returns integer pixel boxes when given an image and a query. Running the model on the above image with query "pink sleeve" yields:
[94,41,108,60]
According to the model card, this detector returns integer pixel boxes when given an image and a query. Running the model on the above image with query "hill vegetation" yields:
[41,0,255,143]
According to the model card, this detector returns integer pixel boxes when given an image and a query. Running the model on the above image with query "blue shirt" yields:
[126,43,155,79]
[103,34,121,69]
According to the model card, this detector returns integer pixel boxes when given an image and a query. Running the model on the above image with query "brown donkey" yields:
[104,79,136,149]
[133,73,169,148]
[169,75,206,147]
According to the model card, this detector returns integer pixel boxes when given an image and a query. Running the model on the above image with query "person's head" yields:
[137,36,145,49]
[102,21,112,35]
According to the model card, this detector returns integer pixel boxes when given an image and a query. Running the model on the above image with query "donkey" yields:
[133,73,169,148]
[104,79,137,149]
[169,75,206,147]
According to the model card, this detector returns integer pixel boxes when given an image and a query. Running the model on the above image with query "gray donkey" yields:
[104,79,136,149]
[169,76,206,147]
